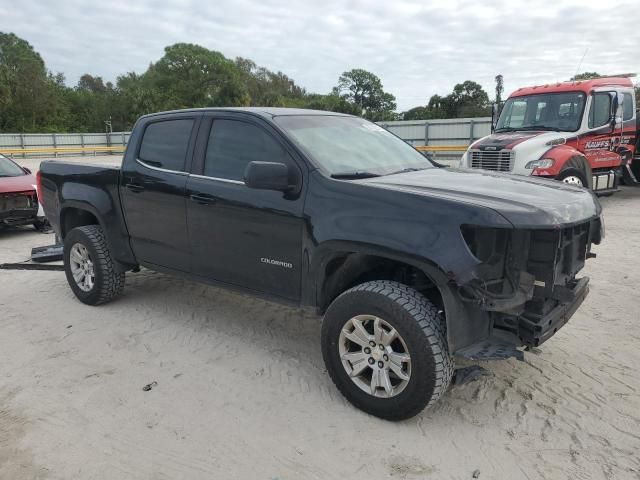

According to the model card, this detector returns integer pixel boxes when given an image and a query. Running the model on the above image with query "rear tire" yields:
[63,225,124,305]
[321,280,453,420]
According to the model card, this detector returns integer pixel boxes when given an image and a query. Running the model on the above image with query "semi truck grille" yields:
[469,149,514,172]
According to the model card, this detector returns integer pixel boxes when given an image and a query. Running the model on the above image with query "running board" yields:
[31,244,64,263]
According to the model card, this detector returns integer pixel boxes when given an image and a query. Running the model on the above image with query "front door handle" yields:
[125,183,144,193]
[189,193,217,205]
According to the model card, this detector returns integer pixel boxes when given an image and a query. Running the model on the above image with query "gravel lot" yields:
[1,156,639,480]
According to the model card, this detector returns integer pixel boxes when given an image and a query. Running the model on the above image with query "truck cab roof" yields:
[510,76,635,98]
[139,107,353,120]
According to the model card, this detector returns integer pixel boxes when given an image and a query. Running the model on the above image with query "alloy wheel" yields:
[338,315,411,398]
[69,243,95,292]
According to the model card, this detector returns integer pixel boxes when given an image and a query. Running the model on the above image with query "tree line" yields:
[1,32,499,133]
[1,32,637,133]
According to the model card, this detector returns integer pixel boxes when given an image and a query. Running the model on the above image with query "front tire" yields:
[556,168,588,188]
[321,281,453,420]
[63,225,124,305]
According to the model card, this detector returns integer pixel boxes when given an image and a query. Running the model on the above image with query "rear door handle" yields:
[190,193,217,205]
[125,183,144,193]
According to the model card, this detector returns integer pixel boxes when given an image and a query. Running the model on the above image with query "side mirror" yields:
[23,167,31,174]
[244,161,291,192]
[610,92,623,130]
[491,103,499,133]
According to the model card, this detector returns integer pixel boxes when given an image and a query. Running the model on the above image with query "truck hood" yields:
[0,174,36,194]
[470,131,549,150]
[360,167,601,228]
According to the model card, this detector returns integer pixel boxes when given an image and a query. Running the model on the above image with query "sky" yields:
[2,0,639,111]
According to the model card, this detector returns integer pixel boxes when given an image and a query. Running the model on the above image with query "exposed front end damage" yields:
[453,217,603,360]
[1,191,39,228]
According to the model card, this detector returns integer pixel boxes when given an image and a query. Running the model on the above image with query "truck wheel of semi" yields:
[39,107,603,420]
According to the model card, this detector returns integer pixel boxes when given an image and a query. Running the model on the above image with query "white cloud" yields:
[2,0,639,110]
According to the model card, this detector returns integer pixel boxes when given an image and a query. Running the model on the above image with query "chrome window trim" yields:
[189,173,245,185]
[135,158,188,176]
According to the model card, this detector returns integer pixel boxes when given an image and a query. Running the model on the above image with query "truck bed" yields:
[39,161,134,266]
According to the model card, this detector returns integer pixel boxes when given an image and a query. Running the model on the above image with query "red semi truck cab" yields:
[460,76,638,194]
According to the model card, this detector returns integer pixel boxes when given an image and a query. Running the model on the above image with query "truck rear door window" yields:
[139,119,194,171]
[623,93,634,121]
[204,119,290,181]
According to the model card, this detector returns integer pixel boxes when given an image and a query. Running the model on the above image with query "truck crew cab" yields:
[460,75,639,194]
[39,108,603,420]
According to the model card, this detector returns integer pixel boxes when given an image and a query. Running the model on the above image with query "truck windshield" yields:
[0,155,27,177]
[495,92,586,132]
[273,115,433,177]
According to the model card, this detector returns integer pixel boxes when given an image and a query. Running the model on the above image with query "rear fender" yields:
[58,183,136,270]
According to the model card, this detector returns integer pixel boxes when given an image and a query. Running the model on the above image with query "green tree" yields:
[77,74,108,93]
[448,80,490,117]
[333,69,397,121]
[402,106,429,121]
[0,32,61,132]
[571,72,601,81]
[235,57,306,106]
[147,43,249,110]
[2,33,407,132]
[495,74,504,104]
[401,81,490,120]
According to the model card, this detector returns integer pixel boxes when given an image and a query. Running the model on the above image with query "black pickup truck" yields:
[39,108,604,420]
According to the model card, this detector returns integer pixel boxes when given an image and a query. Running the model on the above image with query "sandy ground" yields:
[1,156,639,480]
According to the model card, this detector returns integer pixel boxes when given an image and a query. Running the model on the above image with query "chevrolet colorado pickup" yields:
[39,108,604,420]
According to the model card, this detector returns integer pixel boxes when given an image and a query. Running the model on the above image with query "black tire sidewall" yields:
[557,168,588,188]
[322,289,439,419]
[63,227,106,305]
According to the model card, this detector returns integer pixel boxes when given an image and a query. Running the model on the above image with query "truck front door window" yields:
[139,119,194,171]
[205,120,291,181]
[588,93,612,129]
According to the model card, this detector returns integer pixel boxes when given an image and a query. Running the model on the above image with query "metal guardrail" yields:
[0,145,127,157]
[0,144,468,157]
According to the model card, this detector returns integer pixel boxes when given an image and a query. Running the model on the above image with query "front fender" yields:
[306,241,492,355]
[532,145,591,182]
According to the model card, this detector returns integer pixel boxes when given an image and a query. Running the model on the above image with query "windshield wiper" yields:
[495,126,562,133]
[330,171,381,179]
[518,126,561,131]
[388,167,427,175]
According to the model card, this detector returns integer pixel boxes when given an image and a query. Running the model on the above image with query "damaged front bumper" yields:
[519,276,589,347]
[0,208,39,227]
[457,276,589,360]
[1,192,39,227]
[452,218,600,360]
